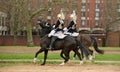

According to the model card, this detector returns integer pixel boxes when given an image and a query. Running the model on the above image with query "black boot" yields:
[49,36,57,50]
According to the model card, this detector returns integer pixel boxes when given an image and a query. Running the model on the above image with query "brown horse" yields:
[33,20,83,65]
[73,34,104,61]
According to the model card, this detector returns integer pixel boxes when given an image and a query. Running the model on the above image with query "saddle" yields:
[48,30,67,39]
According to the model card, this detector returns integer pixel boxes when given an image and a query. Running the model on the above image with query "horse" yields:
[37,20,51,37]
[35,20,103,63]
[33,20,83,65]
[73,34,104,61]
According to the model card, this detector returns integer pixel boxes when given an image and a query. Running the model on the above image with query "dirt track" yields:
[0,64,120,72]
[0,47,120,72]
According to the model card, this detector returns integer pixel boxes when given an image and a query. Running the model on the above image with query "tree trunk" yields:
[26,21,34,47]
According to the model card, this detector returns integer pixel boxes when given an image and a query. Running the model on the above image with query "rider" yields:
[48,9,65,49]
[64,10,79,37]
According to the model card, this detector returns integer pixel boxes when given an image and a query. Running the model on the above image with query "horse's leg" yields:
[88,48,93,55]
[33,49,44,63]
[73,49,83,64]
[64,50,70,63]
[60,50,66,60]
[60,50,70,65]
[88,48,94,62]
[73,53,76,60]
[85,47,94,62]
[78,44,89,62]
[41,50,48,65]
[59,50,66,65]
[73,48,79,60]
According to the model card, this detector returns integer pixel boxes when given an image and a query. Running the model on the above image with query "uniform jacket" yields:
[67,20,77,33]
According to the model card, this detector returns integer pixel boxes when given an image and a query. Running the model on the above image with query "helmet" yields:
[57,9,65,20]
[57,14,61,18]
[70,10,77,21]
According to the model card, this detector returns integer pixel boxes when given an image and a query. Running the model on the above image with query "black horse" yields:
[38,20,52,37]
[34,20,83,65]
[36,20,103,62]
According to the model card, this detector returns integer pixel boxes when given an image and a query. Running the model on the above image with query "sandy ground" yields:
[0,64,120,72]
[0,47,119,72]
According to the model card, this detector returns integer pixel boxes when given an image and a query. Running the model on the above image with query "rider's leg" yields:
[49,36,57,49]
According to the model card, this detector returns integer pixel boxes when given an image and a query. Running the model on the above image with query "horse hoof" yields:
[41,63,45,65]
[80,61,83,65]
[91,60,95,62]
[33,58,37,64]
[59,62,65,65]
[88,55,93,61]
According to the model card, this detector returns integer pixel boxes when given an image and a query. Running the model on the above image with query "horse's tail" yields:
[90,36,104,54]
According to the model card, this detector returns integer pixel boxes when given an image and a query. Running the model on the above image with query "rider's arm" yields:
[67,21,74,29]
[55,20,60,29]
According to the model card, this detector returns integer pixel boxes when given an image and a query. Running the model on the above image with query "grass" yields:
[0,46,120,66]
[0,46,120,61]
[95,54,120,61]
[0,53,120,61]
[90,47,120,50]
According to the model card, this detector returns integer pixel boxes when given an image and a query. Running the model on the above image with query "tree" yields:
[103,0,119,46]
[0,0,48,46]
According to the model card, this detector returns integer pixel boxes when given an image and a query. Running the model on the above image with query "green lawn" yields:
[0,53,120,61]
[0,46,120,63]
[90,47,120,50]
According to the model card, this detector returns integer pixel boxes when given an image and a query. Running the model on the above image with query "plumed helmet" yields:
[70,10,77,21]
[57,9,65,20]
[57,14,61,18]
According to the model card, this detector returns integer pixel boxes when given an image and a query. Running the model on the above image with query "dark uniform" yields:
[49,19,64,49]
[67,20,77,33]
[54,19,64,32]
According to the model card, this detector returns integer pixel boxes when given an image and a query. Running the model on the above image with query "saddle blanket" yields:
[65,32,79,37]
[48,30,67,39]
[63,27,79,37]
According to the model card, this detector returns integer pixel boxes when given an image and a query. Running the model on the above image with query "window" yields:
[81,11,86,17]
[81,20,86,26]
[95,20,99,26]
[81,3,86,9]
[82,0,86,3]
[96,3,100,9]
[95,11,100,17]
[96,0,100,3]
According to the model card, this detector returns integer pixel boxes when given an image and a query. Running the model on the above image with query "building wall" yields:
[107,32,120,47]
[0,35,105,46]
[0,0,119,47]
[0,36,40,46]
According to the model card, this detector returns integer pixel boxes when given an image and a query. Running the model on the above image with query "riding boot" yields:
[49,36,57,50]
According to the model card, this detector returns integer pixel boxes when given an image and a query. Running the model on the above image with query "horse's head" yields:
[39,20,52,37]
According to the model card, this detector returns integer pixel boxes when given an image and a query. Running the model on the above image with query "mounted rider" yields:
[48,9,66,50]
[64,10,79,37]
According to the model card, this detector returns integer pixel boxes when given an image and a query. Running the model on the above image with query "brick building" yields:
[0,0,120,47]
